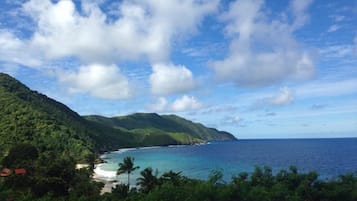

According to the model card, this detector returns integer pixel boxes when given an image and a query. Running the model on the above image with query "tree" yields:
[117,157,139,187]
[2,143,38,168]
[137,167,159,193]
[160,170,183,185]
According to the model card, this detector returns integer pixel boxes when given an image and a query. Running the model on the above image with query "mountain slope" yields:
[0,73,138,161]
[85,113,237,142]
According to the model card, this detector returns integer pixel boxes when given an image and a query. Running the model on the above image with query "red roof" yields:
[0,168,11,177]
[14,168,26,175]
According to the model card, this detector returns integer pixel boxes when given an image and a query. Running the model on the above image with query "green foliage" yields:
[0,73,95,161]
[117,157,140,186]
[85,113,237,145]
[136,167,159,193]
[2,143,38,168]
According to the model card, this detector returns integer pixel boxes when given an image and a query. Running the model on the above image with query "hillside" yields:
[0,73,236,162]
[85,113,236,142]
[0,73,142,161]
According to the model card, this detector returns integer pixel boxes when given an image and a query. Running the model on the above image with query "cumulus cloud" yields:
[148,95,202,112]
[0,30,42,66]
[150,63,196,95]
[17,0,218,63]
[57,64,131,99]
[171,95,202,112]
[211,0,315,87]
[0,0,219,99]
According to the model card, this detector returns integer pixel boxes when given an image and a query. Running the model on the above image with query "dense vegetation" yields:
[0,73,235,163]
[1,151,356,201]
[85,113,236,142]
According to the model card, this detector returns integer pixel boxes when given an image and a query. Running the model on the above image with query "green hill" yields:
[0,73,140,162]
[85,113,236,142]
[0,73,236,162]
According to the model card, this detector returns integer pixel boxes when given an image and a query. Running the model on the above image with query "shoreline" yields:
[93,142,213,193]
[92,171,117,194]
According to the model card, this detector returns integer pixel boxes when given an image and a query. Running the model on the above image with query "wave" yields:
[138,146,162,150]
[113,148,137,154]
[94,164,117,179]
[168,144,187,148]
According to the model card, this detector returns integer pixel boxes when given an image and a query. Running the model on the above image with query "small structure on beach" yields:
[0,168,11,177]
[0,168,27,176]
[14,168,26,175]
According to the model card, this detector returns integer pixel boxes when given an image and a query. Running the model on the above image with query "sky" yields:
[0,0,356,139]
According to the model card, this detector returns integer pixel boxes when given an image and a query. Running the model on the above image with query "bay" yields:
[96,138,357,184]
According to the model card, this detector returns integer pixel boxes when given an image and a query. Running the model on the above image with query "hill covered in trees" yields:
[85,113,236,143]
[0,73,236,162]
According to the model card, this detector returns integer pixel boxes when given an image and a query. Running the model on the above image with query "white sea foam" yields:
[139,146,161,150]
[113,148,137,154]
[168,144,187,148]
[94,164,117,179]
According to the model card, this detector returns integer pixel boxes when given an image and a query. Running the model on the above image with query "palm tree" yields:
[160,170,183,185]
[136,167,159,193]
[117,157,139,186]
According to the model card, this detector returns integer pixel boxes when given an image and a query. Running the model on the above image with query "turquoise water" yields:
[96,138,357,184]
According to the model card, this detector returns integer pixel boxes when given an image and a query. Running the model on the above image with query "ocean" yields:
[95,138,357,184]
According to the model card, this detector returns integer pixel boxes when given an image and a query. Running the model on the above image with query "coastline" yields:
[93,142,213,193]
[93,163,118,194]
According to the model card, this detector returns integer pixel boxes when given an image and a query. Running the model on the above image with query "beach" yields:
[93,163,119,194]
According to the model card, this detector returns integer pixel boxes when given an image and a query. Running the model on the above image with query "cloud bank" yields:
[211,0,315,86]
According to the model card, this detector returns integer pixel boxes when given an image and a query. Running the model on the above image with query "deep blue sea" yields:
[95,138,357,184]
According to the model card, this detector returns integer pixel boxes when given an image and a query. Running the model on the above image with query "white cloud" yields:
[16,0,218,63]
[0,30,42,66]
[290,0,313,30]
[211,0,315,87]
[57,63,131,99]
[171,95,202,112]
[327,24,340,32]
[148,95,202,112]
[266,87,294,105]
[0,0,219,99]
[148,97,168,112]
[150,63,196,95]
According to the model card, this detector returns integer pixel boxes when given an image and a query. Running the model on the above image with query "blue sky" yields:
[0,0,356,139]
